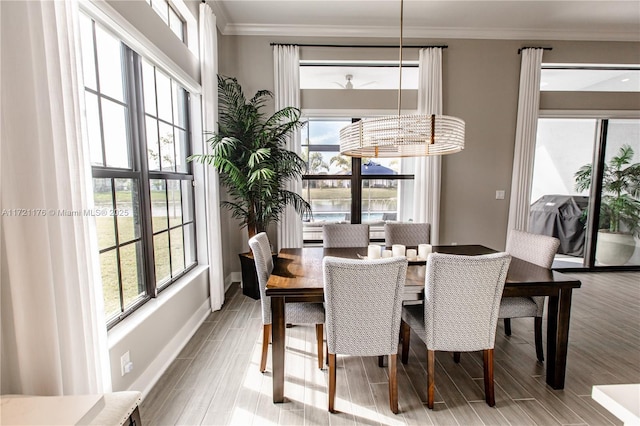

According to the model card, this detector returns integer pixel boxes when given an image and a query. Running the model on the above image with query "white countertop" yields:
[592,384,640,426]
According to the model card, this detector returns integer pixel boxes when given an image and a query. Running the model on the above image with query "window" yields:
[145,0,185,42]
[302,119,415,243]
[80,14,196,326]
[540,64,640,92]
[300,61,419,90]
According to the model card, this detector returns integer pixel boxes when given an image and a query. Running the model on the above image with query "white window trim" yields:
[539,109,640,119]
[81,0,200,94]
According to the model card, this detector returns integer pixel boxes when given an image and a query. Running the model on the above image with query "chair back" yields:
[506,230,560,268]
[384,222,430,247]
[322,224,370,248]
[423,253,511,352]
[323,256,408,356]
[248,232,273,324]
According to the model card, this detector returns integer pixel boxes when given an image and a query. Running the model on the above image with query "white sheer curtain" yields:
[273,45,303,250]
[0,0,110,395]
[507,48,544,233]
[413,48,443,244]
[199,3,225,311]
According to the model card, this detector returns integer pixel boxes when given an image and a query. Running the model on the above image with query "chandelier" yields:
[339,0,465,158]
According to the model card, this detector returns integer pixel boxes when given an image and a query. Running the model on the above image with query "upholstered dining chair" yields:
[248,232,325,373]
[400,252,511,408]
[384,222,431,247]
[323,256,408,414]
[499,230,560,362]
[322,223,370,248]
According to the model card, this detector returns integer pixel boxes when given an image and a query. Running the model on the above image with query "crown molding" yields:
[218,23,640,42]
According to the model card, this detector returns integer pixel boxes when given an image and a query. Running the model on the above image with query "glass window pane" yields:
[154,232,171,284]
[100,249,120,319]
[159,122,175,171]
[120,242,145,308]
[303,179,351,222]
[541,67,640,92]
[152,0,169,23]
[170,227,185,275]
[142,61,157,116]
[307,120,351,145]
[151,179,168,232]
[184,223,196,266]
[594,119,640,266]
[362,179,398,223]
[167,180,182,227]
[102,99,130,168]
[94,178,115,250]
[95,25,124,102]
[146,117,160,170]
[79,14,96,91]
[169,8,184,41]
[84,92,103,166]
[172,83,186,128]
[115,178,139,244]
[156,70,173,123]
[181,180,194,223]
[175,129,187,172]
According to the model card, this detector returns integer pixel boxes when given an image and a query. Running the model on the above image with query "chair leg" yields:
[316,324,324,369]
[427,349,435,409]
[260,324,271,373]
[401,319,410,365]
[328,353,337,413]
[388,354,398,414]
[483,349,495,407]
[534,317,544,362]
[453,352,461,363]
[504,318,512,336]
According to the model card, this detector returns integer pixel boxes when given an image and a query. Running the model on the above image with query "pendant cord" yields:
[397,0,404,117]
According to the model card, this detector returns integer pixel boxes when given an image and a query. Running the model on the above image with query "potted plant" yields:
[574,144,640,265]
[189,75,311,298]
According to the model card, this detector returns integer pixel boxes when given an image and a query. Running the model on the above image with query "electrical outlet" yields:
[120,351,133,376]
[496,190,505,200]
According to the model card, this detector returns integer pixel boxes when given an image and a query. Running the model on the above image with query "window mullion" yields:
[127,49,158,297]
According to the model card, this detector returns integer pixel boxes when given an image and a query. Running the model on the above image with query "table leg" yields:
[271,296,286,403]
[545,289,573,389]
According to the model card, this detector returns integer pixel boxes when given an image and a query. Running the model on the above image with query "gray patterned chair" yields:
[323,256,408,414]
[322,224,370,248]
[400,252,511,408]
[499,230,560,362]
[248,232,325,373]
[384,222,431,247]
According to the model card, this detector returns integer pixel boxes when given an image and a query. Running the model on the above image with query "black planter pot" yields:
[238,252,277,300]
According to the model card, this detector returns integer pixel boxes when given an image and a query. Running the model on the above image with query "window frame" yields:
[81,14,197,328]
[302,117,415,244]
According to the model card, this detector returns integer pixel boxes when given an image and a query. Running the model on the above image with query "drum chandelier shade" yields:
[338,0,465,158]
[340,114,465,158]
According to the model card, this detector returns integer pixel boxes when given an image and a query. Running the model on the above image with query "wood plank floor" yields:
[140,272,639,425]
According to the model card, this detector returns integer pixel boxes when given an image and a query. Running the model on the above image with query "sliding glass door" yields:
[531,117,640,269]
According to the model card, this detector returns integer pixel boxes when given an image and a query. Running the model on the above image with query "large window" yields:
[80,14,196,326]
[302,119,414,243]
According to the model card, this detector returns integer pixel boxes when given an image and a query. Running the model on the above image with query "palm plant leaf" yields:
[188,75,311,235]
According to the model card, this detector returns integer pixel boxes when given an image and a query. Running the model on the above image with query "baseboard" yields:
[229,272,242,289]
[130,298,210,399]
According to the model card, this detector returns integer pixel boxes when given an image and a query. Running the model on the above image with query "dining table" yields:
[265,245,582,403]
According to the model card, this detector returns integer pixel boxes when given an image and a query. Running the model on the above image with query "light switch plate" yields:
[496,190,505,200]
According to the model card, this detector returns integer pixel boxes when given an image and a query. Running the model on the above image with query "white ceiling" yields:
[208,0,640,41]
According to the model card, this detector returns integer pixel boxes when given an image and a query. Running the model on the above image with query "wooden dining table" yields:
[265,245,582,403]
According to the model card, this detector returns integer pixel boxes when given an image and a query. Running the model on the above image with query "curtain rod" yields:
[270,43,448,49]
[518,46,553,54]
